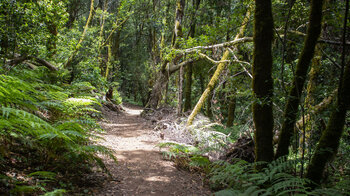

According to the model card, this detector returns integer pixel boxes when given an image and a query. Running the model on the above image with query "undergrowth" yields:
[159,141,350,195]
[0,65,117,195]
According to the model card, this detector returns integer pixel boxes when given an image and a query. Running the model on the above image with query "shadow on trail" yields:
[94,104,210,196]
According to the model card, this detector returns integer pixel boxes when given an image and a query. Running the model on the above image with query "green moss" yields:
[184,63,193,112]
[226,96,236,127]
[306,40,350,185]
[275,0,325,159]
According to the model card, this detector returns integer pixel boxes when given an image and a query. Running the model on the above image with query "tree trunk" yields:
[226,96,236,127]
[187,50,230,125]
[252,0,274,163]
[206,88,213,119]
[306,0,349,186]
[146,70,169,109]
[299,44,323,151]
[186,7,251,126]
[306,59,349,186]
[174,0,185,115]
[65,0,95,68]
[146,0,186,109]
[184,63,193,112]
[184,0,201,112]
[177,65,184,115]
[275,0,325,159]
[105,42,112,79]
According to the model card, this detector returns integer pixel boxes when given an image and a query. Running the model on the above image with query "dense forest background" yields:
[0,0,349,195]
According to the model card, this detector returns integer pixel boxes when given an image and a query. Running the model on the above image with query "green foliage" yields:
[210,157,348,195]
[158,142,211,172]
[212,124,244,141]
[0,0,68,56]
[0,67,116,194]
[158,142,200,159]
[43,189,67,196]
[28,171,57,182]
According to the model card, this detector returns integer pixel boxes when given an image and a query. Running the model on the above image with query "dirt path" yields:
[94,104,211,196]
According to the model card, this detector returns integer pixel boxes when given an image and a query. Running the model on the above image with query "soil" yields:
[93,104,211,196]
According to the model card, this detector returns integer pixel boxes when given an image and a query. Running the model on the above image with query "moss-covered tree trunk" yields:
[186,7,251,126]
[65,0,95,68]
[187,50,230,125]
[306,65,349,186]
[146,1,186,110]
[174,0,185,115]
[275,0,324,159]
[299,44,323,152]
[226,96,236,127]
[146,67,170,109]
[184,0,201,112]
[184,63,193,112]
[252,0,274,163]
[105,42,112,79]
[306,0,349,185]
[206,87,213,119]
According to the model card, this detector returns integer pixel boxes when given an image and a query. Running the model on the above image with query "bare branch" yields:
[197,52,230,64]
[179,37,253,53]
[227,48,253,78]
[102,15,131,47]
[33,57,59,71]
[169,59,195,73]
[6,55,58,71]
[278,29,350,46]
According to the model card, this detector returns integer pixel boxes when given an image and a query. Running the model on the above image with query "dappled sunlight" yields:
[124,108,143,116]
[93,104,211,195]
[145,176,171,182]
[103,123,139,128]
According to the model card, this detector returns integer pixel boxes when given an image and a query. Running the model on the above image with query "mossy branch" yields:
[187,50,230,126]
[64,0,95,68]
[186,6,252,126]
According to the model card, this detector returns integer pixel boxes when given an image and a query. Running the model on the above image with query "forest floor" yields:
[92,103,211,195]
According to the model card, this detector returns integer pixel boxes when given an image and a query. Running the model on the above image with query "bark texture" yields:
[174,0,185,116]
[184,0,201,112]
[226,96,236,127]
[252,0,274,163]
[275,0,324,158]
[184,63,193,112]
[306,59,349,185]
[306,0,349,186]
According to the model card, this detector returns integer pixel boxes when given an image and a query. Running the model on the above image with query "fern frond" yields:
[43,189,67,196]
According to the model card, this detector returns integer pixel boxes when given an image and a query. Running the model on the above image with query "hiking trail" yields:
[94,104,211,195]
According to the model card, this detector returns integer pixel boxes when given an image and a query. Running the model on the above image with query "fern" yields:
[43,189,67,196]
[0,71,118,194]
[0,107,67,139]
[28,171,57,181]
[210,157,350,195]
[0,64,126,195]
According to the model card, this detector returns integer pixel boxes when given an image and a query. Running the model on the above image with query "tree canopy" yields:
[0,0,349,194]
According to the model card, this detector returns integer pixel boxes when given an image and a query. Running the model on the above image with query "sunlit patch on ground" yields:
[145,176,170,182]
